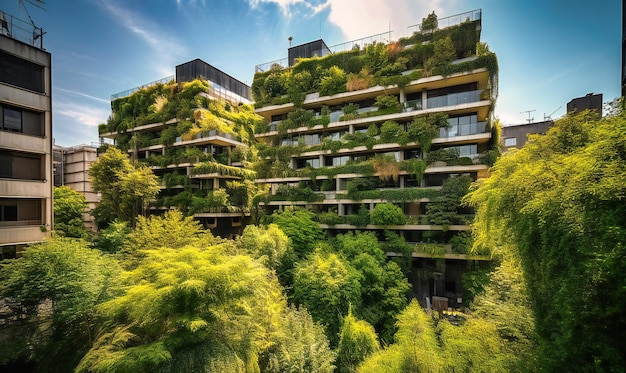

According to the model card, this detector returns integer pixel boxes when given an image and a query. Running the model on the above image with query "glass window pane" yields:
[4,108,21,131]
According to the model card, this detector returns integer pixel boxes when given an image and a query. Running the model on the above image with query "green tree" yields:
[337,309,380,373]
[293,251,362,346]
[94,220,131,253]
[357,299,441,373]
[261,305,336,373]
[421,11,438,33]
[0,237,120,372]
[424,36,456,75]
[271,208,324,259]
[121,210,218,266]
[334,231,410,343]
[53,185,89,238]
[237,223,291,271]
[426,175,472,228]
[77,244,285,373]
[471,253,537,370]
[88,147,159,228]
[465,110,626,371]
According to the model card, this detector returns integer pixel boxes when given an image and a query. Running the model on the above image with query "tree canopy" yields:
[53,186,89,238]
[88,147,159,228]
[465,109,626,371]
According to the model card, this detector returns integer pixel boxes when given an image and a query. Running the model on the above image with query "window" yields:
[0,50,45,93]
[504,137,517,147]
[0,105,44,136]
[0,205,17,221]
[0,150,44,180]
[3,107,21,132]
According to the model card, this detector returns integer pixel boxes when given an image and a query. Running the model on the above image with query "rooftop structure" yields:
[111,58,252,104]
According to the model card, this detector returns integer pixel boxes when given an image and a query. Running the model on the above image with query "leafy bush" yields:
[319,66,347,96]
[370,203,406,226]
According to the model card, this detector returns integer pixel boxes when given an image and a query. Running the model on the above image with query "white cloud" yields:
[55,87,110,104]
[98,1,187,74]
[56,101,110,128]
[324,0,449,41]
[245,0,452,41]
[247,0,329,18]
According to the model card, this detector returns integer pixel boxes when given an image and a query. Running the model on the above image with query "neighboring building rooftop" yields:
[566,92,603,115]
[501,120,553,151]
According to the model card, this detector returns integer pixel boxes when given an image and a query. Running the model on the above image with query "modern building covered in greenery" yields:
[251,9,498,309]
[99,58,262,237]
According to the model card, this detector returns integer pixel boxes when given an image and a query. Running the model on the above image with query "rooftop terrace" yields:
[0,9,45,50]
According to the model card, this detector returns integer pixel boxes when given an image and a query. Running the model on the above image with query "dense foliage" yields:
[465,109,626,371]
[88,147,160,228]
[53,186,89,238]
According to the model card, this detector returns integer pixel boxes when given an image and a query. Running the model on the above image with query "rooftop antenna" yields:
[520,109,535,124]
[18,0,46,46]
[544,106,561,121]
[19,0,46,25]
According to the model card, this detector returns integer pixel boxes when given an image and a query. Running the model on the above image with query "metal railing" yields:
[327,31,394,54]
[254,31,394,73]
[440,121,487,138]
[426,90,482,109]
[110,75,175,101]
[0,10,45,50]
[254,58,289,73]
[407,9,481,35]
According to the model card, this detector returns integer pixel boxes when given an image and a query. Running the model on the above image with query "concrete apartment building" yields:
[53,144,100,231]
[0,10,52,258]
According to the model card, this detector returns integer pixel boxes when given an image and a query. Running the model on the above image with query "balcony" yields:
[440,121,487,138]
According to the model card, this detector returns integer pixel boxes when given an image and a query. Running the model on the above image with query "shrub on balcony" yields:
[379,120,409,146]
[318,210,344,225]
[370,203,406,226]
[372,154,400,182]
[407,113,449,152]
[346,204,371,227]
[345,187,440,202]
[347,177,381,193]
[346,68,374,92]
[319,66,347,96]
[426,175,471,228]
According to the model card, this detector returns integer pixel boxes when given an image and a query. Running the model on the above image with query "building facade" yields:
[501,120,553,151]
[53,144,100,231]
[0,10,52,258]
[251,9,497,310]
[100,59,256,238]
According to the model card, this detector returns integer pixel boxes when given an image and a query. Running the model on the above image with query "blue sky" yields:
[2,0,621,146]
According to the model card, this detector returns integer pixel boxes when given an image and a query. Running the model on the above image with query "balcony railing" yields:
[0,219,42,227]
[175,130,239,143]
[407,9,482,35]
[111,75,175,101]
[404,99,423,112]
[0,10,45,50]
[426,90,482,109]
[440,121,487,138]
